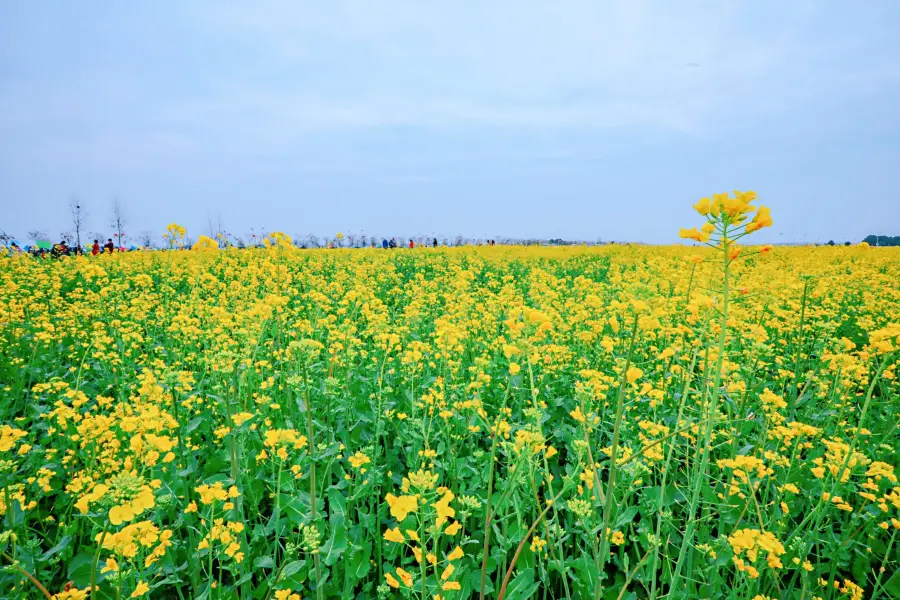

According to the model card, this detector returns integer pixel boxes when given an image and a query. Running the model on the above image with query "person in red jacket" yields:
[409,239,414,248]
[91,240,100,255]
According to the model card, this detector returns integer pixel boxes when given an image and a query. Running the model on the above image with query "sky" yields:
[1,1,899,245]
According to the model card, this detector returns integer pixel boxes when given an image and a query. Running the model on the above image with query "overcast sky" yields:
[2,1,899,244]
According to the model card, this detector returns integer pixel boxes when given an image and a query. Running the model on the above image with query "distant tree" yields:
[207,213,223,239]
[827,240,835,246]
[245,227,271,247]
[60,231,74,244]
[0,229,13,248]
[69,198,88,249]
[306,233,321,248]
[109,198,127,247]
[844,241,851,246]
[861,234,900,246]
[28,229,49,242]
[138,231,153,248]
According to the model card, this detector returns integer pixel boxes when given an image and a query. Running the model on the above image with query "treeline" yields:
[860,234,900,247]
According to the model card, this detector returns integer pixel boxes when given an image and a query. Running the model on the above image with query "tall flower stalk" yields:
[670,191,773,593]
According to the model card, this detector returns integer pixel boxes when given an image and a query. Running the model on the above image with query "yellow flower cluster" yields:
[680,190,772,245]
[197,518,246,563]
[1,208,898,598]
[728,528,786,577]
[99,520,173,565]
[193,234,219,251]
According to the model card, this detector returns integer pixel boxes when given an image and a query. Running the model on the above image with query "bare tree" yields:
[70,198,88,249]
[28,229,49,242]
[138,231,152,248]
[246,226,269,247]
[110,198,127,247]
[0,229,13,248]
[207,213,223,239]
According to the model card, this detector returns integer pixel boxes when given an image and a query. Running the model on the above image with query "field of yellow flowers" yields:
[1,195,899,600]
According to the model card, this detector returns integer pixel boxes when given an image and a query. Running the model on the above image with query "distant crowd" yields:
[6,238,135,258]
[5,237,503,257]
[379,238,497,249]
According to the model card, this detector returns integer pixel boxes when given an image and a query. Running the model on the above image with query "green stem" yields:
[785,353,892,552]
[496,485,572,600]
[871,528,898,600]
[304,375,324,600]
[670,222,731,594]
[594,312,640,600]
[648,349,699,600]
[90,524,110,595]
[372,353,389,582]
[525,356,572,600]
[791,278,811,416]
[1,552,52,600]
[479,387,510,600]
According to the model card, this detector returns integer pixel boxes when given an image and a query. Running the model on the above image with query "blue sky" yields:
[1,1,899,244]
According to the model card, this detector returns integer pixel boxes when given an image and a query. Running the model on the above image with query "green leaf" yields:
[713,548,732,566]
[253,556,275,570]
[185,416,204,433]
[281,560,306,579]
[570,553,600,595]
[320,515,348,566]
[852,553,870,588]
[884,567,900,597]
[642,485,676,507]
[614,506,639,529]
[519,543,535,569]
[67,552,98,588]
[346,543,371,581]
[356,508,375,531]
[327,488,347,519]
[283,493,313,525]
[318,442,343,459]
[503,568,540,600]
[469,569,494,594]
[40,535,72,561]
